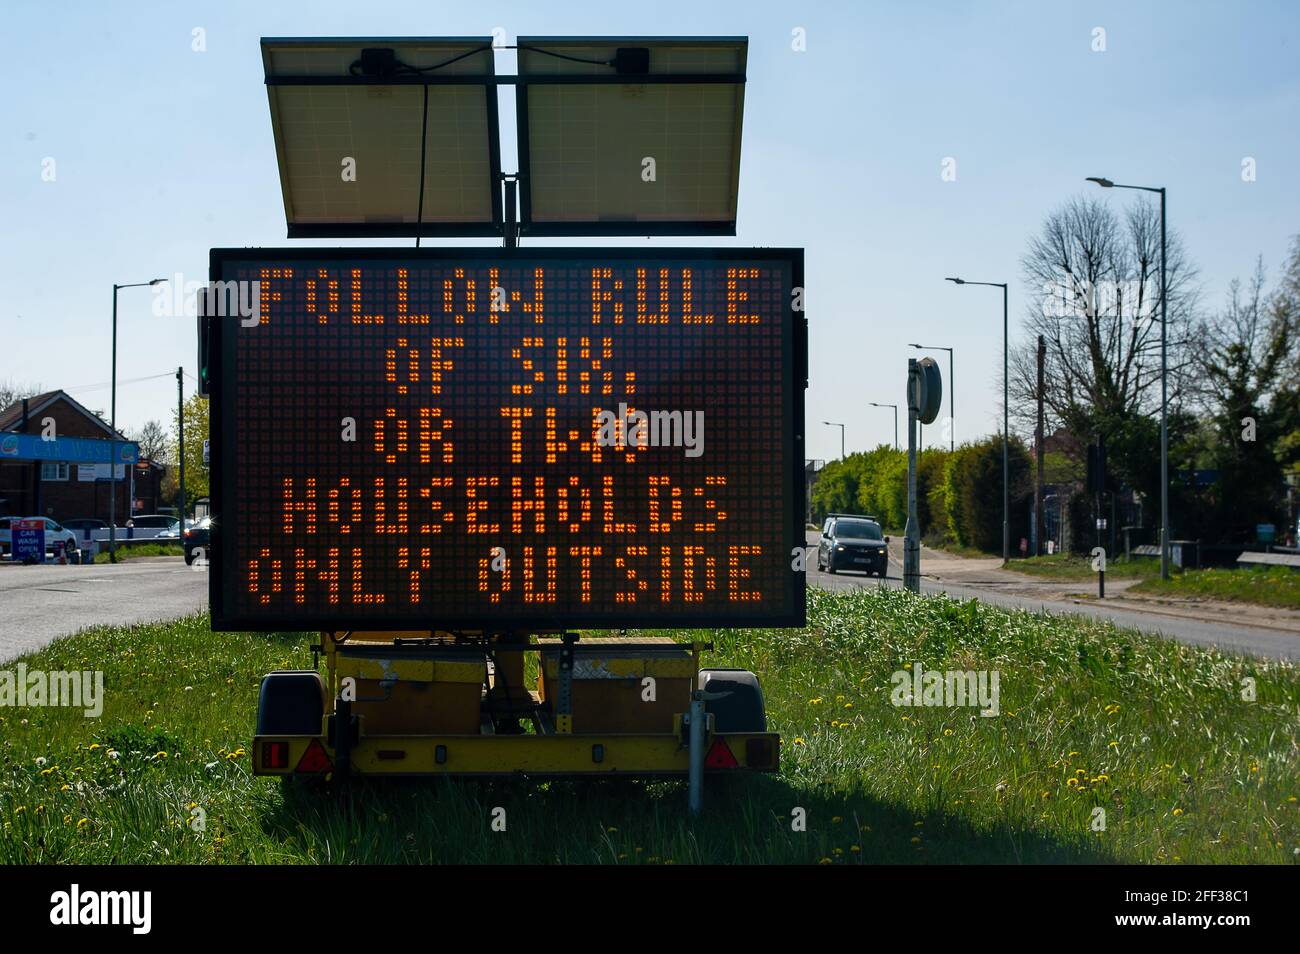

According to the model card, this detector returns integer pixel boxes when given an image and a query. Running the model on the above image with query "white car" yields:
[0,517,80,560]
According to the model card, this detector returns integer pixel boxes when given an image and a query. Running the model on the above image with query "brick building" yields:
[0,390,149,522]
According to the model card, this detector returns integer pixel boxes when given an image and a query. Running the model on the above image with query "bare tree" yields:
[130,419,170,463]
[1010,195,1200,440]
[0,379,45,414]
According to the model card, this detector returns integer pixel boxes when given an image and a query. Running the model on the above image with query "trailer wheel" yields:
[698,669,767,732]
[255,671,325,735]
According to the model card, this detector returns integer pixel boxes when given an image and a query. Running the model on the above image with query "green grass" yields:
[92,544,184,563]
[1,590,1297,864]
[1130,565,1300,610]
[1011,553,1162,582]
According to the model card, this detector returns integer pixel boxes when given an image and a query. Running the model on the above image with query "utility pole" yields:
[177,367,186,534]
[1035,335,1045,556]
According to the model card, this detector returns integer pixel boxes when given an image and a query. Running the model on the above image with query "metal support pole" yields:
[948,348,954,452]
[1035,335,1045,556]
[109,286,119,563]
[1159,187,1169,581]
[504,177,518,250]
[177,367,185,533]
[1002,284,1009,565]
[904,360,921,593]
[688,691,706,816]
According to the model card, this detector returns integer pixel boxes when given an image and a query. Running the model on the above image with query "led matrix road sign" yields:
[208,248,805,630]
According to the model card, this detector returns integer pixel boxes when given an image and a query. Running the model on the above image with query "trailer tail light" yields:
[262,740,289,770]
[704,738,739,769]
[745,738,775,768]
[295,739,333,774]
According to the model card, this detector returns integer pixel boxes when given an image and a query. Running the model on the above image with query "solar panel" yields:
[261,38,502,238]
[515,37,747,236]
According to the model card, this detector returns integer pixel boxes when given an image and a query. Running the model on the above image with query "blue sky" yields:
[2,0,1297,463]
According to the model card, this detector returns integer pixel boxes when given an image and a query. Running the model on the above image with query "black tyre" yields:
[698,669,767,732]
[256,671,325,735]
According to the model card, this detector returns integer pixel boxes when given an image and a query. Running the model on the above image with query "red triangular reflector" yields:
[295,738,333,773]
[705,738,739,769]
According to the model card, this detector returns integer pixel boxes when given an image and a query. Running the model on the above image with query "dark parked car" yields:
[183,516,212,565]
[817,513,890,576]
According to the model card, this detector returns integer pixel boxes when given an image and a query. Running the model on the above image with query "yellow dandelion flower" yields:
[819,857,833,865]
[88,743,101,751]
[850,845,860,853]
[910,836,921,844]
[832,816,842,824]
[154,751,169,760]
[77,817,89,828]
[1067,778,1079,788]
[793,737,805,746]
[943,729,953,737]
[1172,808,1184,817]
[809,697,823,705]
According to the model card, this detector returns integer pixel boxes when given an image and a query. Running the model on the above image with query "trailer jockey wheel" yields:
[697,669,767,732]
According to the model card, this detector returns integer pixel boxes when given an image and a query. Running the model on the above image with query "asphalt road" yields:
[805,535,1300,662]
[2,545,1295,664]
[0,559,207,663]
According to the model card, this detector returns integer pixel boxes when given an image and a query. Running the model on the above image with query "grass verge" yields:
[92,544,184,563]
[1129,565,1300,611]
[1010,553,1161,582]
[1,589,1296,864]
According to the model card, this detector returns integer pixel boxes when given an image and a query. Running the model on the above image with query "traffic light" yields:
[197,312,210,398]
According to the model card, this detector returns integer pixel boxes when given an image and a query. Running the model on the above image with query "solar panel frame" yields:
[514,37,747,237]
[261,37,504,239]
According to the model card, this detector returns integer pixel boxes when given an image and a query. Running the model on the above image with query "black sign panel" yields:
[208,248,805,630]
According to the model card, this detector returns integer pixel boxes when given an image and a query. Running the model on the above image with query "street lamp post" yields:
[947,278,1010,563]
[109,279,166,563]
[868,402,899,451]
[1087,176,1170,581]
[822,421,845,460]
[909,343,954,451]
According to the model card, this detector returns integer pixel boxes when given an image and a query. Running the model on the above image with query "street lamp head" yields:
[148,278,167,285]
[1086,176,1114,188]
[945,277,964,285]
[907,343,922,348]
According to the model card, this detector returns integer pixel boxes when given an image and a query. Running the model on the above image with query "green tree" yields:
[1196,253,1296,541]
[162,395,209,512]
[944,437,1033,553]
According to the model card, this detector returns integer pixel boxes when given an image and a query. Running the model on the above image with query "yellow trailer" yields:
[253,631,778,789]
